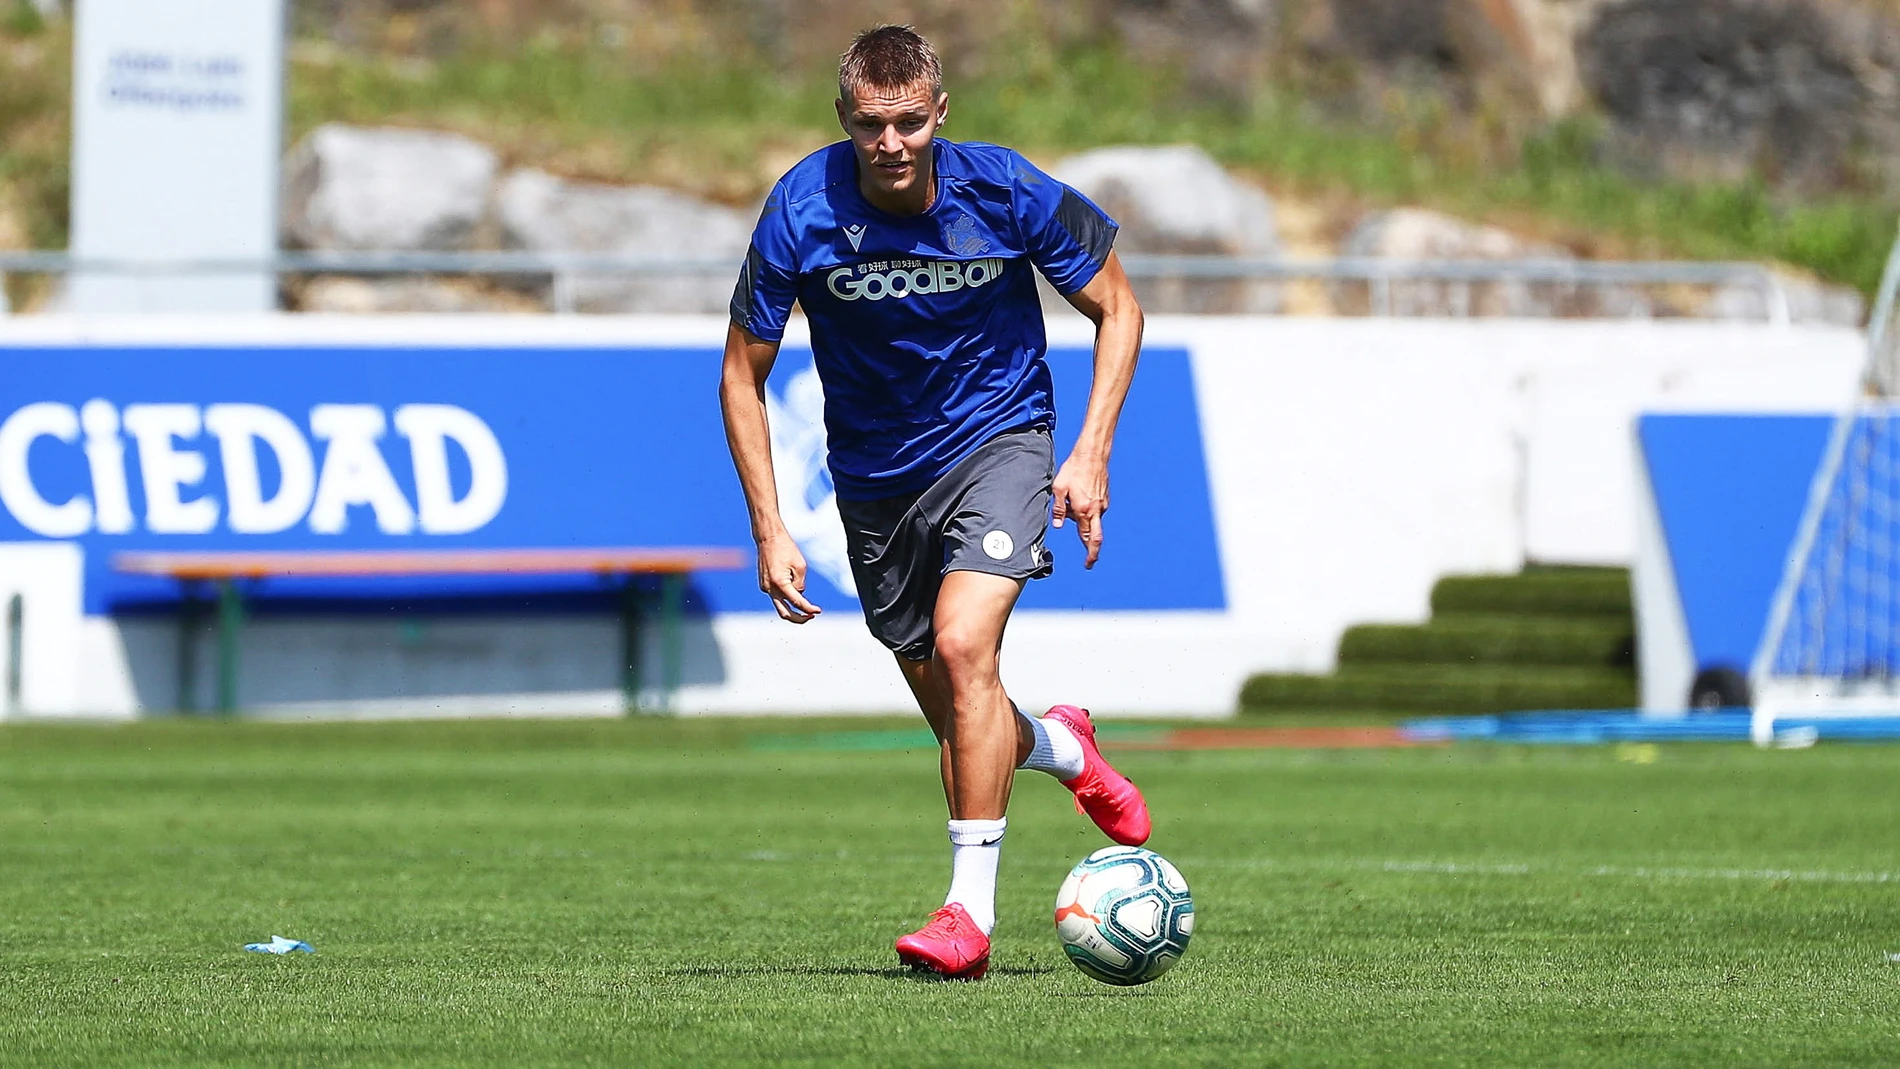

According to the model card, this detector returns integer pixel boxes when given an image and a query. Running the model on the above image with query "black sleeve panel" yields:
[1055,186,1118,268]
[729,243,765,327]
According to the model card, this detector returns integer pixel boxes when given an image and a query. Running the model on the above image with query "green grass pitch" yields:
[3,717,1898,1066]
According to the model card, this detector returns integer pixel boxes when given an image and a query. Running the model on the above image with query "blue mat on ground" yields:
[1401,711,1900,744]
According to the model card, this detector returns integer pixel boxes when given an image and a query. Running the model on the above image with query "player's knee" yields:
[931,624,996,686]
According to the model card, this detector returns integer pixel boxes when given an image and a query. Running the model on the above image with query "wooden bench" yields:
[112,547,748,716]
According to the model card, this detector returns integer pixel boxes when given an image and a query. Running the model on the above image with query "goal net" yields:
[1750,227,1900,745]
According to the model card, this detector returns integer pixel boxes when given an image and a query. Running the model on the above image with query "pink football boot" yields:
[895,904,990,980]
[1043,704,1152,846]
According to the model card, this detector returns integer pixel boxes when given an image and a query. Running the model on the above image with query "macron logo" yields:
[843,224,867,251]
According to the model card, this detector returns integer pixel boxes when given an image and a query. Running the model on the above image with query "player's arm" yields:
[718,321,821,623]
[1052,250,1143,570]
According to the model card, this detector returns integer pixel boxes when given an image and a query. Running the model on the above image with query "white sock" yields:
[1016,706,1086,781]
[944,817,1005,934]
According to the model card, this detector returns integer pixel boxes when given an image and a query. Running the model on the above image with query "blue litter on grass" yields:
[244,936,315,955]
[1401,711,1900,745]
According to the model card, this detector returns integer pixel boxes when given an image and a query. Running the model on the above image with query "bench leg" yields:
[658,572,685,713]
[177,585,201,715]
[620,577,643,714]
[216,579,244,715]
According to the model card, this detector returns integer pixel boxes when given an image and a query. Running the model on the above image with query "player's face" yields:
[836,81,947,206]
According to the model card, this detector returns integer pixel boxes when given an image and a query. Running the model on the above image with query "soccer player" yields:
[719,24,1149,980]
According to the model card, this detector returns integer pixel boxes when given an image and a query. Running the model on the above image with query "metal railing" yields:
[0,250,1799,322]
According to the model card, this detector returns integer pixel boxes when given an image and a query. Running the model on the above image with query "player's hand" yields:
[1052,454,1108,570]
[757,534,821,623]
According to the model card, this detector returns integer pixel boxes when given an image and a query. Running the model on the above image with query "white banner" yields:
[67,0,284,313]
[0,314,1870,717]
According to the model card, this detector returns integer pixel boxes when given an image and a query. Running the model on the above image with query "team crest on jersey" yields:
[942,213,991,256]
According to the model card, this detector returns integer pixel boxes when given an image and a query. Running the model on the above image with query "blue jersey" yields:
[730,138,1118,501]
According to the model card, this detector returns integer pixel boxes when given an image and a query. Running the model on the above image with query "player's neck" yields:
[858,154,936,217]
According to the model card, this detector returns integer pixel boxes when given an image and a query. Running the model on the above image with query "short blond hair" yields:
[838,25,943,104]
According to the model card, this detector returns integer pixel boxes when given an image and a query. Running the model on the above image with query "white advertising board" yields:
[68,0,284,313]
[0,314,1866,718]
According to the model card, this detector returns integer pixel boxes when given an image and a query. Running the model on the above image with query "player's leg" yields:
[893,429,1148,974]
[935,429,1151,847]
[929,568,1025,823]
[836,490,1001,976]
[900,652,1126,808]
[893,570,1018,978]
[895,655,958,810]
[895,654,1035,813]
[896,656,1033,816]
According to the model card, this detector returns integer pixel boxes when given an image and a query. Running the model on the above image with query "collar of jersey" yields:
[846,137,959,223]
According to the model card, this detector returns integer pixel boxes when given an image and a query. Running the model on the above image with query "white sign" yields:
[68,0,284,312]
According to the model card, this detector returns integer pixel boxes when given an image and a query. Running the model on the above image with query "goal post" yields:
[1749,226,1900,745]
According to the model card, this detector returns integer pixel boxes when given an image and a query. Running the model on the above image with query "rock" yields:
[1445,0,1611,117]
[1336,207,1866,323]
[1338,207,1612,316]
[1703,270,1866,326]
[1321,0,1459,71]
[1346,207,1562,262]
[1107,0,1276,95]
[495,169,751,314]
[1053,144,1282,313]
[282,124,498,251]
[1579,0,1882,189]
[294,276,542,315]
[1300,0,1607,118]
[1056,145,1281,254]
[0,183,28,251]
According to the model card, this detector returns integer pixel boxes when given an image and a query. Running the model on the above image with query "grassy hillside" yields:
[2,8,1895,294]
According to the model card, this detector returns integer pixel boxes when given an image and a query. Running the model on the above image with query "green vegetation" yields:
[0,10,69,251]
[1243,568,1637,716]
[1241,662,1636,714]
[1430,569,1631,619]
[3,716,1897,1065]
[1339,617,1633,668]
[2,19,1896,291]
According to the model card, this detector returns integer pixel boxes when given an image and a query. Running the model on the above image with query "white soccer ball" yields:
[1054,846,1195,985]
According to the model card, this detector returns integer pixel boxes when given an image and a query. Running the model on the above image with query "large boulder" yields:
[1337,207,1617,317]
[294,277,541,315]
[1579,0,1892,189]
[495,169,751,314]
[282,124,497,251]
[1703,270,1866,326]
[1304,0,1610,117]
[1447,0,1611,118]
[1106,0,1277,95]
[1339,206,1864,322]
[1053,144,1281,313]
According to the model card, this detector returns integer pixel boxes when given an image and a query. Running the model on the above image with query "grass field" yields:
[3,717,1898,1066]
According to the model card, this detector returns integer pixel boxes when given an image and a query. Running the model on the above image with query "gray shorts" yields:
[838,427,1056,661]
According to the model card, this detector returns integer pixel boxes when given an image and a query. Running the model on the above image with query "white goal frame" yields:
[1750,227,1900,746]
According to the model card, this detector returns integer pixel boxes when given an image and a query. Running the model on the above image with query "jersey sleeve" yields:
[729,184,799,342]
[1012,153,1119,296]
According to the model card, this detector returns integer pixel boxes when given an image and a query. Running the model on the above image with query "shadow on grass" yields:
[659,963,1058,981]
